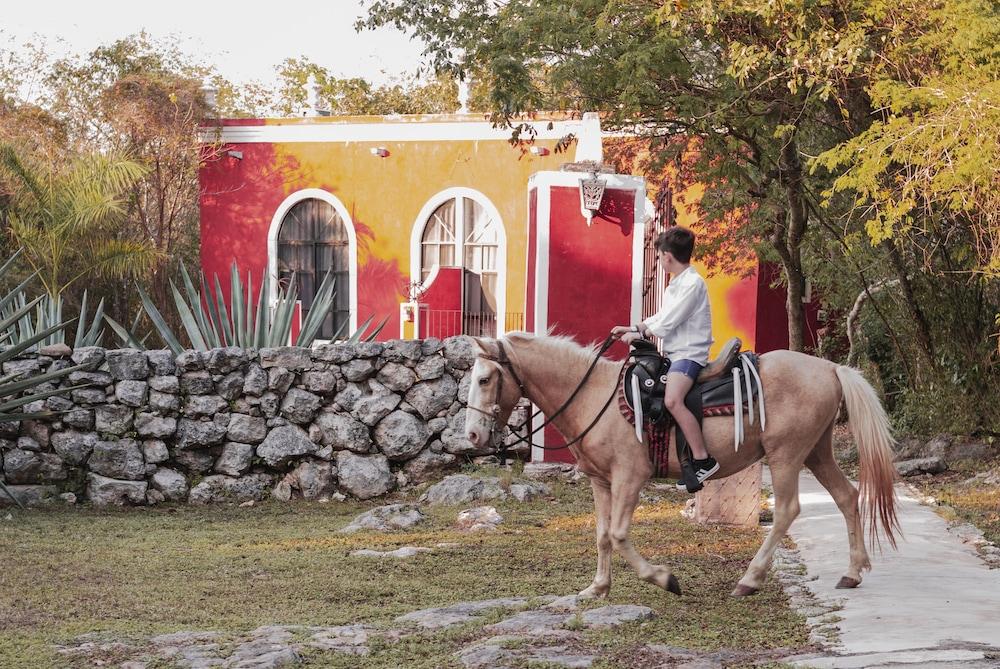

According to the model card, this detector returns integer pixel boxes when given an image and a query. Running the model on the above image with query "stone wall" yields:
[0,338,521,507]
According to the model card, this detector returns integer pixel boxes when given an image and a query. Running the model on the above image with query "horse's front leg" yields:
[609,474,682,596]
[579,478,613,599]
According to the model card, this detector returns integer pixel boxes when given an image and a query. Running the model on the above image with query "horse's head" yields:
[465,336,526,450]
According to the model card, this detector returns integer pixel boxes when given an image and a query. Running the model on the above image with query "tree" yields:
[0,144,156,299]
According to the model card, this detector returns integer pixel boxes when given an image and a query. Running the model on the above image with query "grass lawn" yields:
[907,454,1000,547]
[0,472,812,668]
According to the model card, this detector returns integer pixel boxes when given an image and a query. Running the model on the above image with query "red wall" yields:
[538,185,638,462]
[754,262,821,352]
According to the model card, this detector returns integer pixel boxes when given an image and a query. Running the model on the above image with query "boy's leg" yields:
[664,373,708,460]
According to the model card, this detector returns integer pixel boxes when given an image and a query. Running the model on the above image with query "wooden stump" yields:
[694,462,763,527]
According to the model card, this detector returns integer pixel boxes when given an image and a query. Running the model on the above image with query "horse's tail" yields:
[835,365,901,550]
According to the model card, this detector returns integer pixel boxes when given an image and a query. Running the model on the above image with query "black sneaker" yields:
[675,457,720,492]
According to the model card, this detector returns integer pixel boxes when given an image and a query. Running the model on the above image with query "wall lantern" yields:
[370,147,390,158]
[579,172,606,226]
[530,146,550,156]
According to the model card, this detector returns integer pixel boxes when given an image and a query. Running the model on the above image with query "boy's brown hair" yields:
[656,226,695,264]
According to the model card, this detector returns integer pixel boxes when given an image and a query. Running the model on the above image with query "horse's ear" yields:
[470,336,487,353]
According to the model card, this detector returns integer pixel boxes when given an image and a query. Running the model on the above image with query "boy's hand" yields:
[620,332,643,345]
[610,325,633,338]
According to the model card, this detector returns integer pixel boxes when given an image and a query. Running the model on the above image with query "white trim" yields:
[267,188,358,336]
[409,187,508,336]
[525,171,646,459]
[204,117,626,145]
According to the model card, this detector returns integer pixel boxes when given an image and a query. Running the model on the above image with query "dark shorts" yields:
[668,359,705,381]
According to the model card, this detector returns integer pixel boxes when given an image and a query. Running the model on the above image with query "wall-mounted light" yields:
[529,146,550,156]
[370,147,390,158]
[226,150,243,160]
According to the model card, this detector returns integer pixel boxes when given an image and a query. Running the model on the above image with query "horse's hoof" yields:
[836,576,861,589]
[731,584,758,597]
[578,585,609,600]
[667,574,682,596]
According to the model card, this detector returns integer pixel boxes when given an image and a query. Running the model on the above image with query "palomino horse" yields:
[465,332,899,598]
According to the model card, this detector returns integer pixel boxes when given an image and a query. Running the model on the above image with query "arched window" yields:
[276,198,349,339]
[416,190,504,335]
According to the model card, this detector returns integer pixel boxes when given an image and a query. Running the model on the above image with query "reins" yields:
[473,334,624,462]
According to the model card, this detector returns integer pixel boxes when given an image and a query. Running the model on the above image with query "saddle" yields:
[622,337,764,480]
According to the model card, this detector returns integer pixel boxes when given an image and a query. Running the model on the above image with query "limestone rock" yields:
[188,473,272,504]
[142,439,169,464]
[377,362,417,392]
[172,448,215,473]
[288,458,336,499]
[335,451,393,499]
[302,370,337,394]
[456,506,503,531]
[406,375,458,420]
[510,481,551,502]
[63,409,94,430]
[260,347,313,371]
[215,371,245,400]
[71,346,105,370]
[351,547,432,559]
[415,355,446,381]
[267,367,295,393]
[353,391,401,427]
[580,604,655,627]
[175,350,206,371]
[243,364,268,396]
[0,485,59,507]
[106,349,149,380]
[135,412,177,438]
[88,439,145,480]
[896,457,948,477]
[151,467,189,501]
[422,474,508,506]
[313,341,356,363]
[3,449,65,484]
[280,388,321,423]
[374,410,430,461]
[313,411,372,453]
[341,358,375,382]
[95,405,133,436]
[443,335,477,370]
[181,371,215,395]
[51,430,98,466]
[176,417,228,448]
[227,413,268,444]
[215,442,254,476]
[441,411,491,456]
[256,424,318,467]
[87,473,147,506]
[403,448,458,484]
[383,338,423,363]
[144,350,176,375]
[339,504,427,533]
[149,389,182,416]
[184,394,227,417]
[207,346,247,374]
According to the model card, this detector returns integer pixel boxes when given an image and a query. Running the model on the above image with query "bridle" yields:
[469,335,623,463]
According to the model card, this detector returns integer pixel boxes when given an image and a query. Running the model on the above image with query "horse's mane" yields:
[504,329,609,369]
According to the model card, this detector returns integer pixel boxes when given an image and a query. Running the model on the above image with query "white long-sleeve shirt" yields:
[643,266,713,365]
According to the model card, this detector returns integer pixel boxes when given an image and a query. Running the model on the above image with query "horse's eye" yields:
[478,376,490,386]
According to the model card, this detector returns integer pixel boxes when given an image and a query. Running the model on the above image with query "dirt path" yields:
[779,471,1000,668]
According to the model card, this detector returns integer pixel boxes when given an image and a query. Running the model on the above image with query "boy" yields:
[612,227,718,491]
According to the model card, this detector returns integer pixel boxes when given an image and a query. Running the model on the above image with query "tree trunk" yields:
[769,135,809,352]
[884,241,935,367]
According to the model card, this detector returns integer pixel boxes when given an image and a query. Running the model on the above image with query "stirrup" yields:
[697,337,741,383]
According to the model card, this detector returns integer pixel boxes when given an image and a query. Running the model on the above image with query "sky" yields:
[1,0,427,86]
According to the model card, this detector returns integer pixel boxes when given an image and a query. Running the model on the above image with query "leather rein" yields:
[469,335,623,463]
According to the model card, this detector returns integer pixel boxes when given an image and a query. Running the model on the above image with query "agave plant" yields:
[0,290,106,348]
[106,262,387,353]
[0,252,89,508]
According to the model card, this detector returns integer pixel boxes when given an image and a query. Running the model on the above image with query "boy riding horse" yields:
[611,226,718,492]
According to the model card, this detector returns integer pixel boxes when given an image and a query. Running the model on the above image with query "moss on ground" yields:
[0,479,811,668]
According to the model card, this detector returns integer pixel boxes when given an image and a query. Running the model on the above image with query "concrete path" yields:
[780,471,1000,668]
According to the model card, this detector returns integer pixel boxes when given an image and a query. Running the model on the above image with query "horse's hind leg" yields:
[733,462,801,596]
[804,422,871,588]
[609,474,681,596]
[579,478,613,599]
